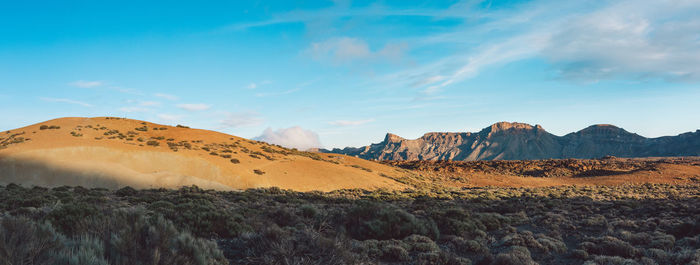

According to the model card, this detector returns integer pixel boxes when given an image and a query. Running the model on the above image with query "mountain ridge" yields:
[322,122,700,161]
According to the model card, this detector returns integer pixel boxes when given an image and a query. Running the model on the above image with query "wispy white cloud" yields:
[306,37,406,64]
[328,119,375,126]
[279,0,700,95]
[219,111,264,128]
[541,0,700,82]
[40,97,93,107]
[69,80,103,88]
[253,126,322,150]
[154,93,179,101]
[177,103,211,111]
[308,37,370,62]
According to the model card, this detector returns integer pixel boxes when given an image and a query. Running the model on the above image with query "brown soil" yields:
[385,157,700,187]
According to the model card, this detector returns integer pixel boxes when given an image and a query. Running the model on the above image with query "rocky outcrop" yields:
[322,122,700,161]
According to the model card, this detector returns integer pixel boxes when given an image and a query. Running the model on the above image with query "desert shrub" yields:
[167,198,246,238]
[47,202,103,236]
[268,207,300,227]
[253,169,265,175]
[55,235,109,265]
[474,212,509,230]
[581,236,640,258]
[583,255,639,265]
[224,226,363,265]
[147,200,176,215]
[493,246,538,265]
[116,186,138,197]
[0,216,66,265]
[135,126,148,131]
[671,220,700,239]
[430,208,484,238]
[671,248,700,265]
[404,234,439,253]
[40,125,49,130]
[146,140,159,146]
[445,235,488,254]
[535,233,567,253]
[382,243,411,261]
[84,208,228,265]
[299,204,320,219]
[346,202,439,240]
[649,232,675,250]
[582,214,609,228]
[416,251,472,265]
[230,158,240,164]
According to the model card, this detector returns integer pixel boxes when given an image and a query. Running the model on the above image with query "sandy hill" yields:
[0,117,408,191]
[323,122,700,161]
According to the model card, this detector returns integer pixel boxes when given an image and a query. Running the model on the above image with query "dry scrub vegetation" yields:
[0,183,698,264]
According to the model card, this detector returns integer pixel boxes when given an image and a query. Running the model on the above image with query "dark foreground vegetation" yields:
[0,183,698,265]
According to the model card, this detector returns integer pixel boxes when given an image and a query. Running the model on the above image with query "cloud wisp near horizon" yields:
[1,0,699,149]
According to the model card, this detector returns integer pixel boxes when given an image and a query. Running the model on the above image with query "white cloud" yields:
[307,37,406,64]
[247,83,258,89]
[177,103,211,111]
[69,80,103,88]
[220,111,263,128]
[310,37,370,62]
[328,119,375,126]
[154,93,179,101]
[40,97,93,107]
[542,1,700,82]
[253,127,322,150]
[288,0,700,96]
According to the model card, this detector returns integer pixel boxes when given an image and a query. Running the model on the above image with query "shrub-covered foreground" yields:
[0,183,699,264]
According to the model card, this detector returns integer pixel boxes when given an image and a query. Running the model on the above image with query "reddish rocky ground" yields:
[385,157,700,188]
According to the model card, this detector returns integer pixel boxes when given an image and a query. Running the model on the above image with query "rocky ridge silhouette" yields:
[322,122,700,161]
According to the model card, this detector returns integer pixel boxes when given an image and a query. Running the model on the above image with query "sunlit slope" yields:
[0,117,407,191]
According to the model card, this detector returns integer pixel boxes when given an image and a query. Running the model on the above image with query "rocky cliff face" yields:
[322,122,700,161]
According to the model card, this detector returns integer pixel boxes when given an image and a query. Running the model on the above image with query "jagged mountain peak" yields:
[323,122,700,161]
[383,133,404,143]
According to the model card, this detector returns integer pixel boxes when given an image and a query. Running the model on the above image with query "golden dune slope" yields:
[0,117,408,191]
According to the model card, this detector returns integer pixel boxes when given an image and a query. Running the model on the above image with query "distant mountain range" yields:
[321,122,700,161]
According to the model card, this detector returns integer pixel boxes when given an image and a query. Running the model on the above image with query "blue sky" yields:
[1,0,699,149]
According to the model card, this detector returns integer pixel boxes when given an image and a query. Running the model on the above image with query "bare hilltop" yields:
[0,117,407,191]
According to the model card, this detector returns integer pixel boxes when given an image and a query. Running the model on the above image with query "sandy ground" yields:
[391,159,700,188]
